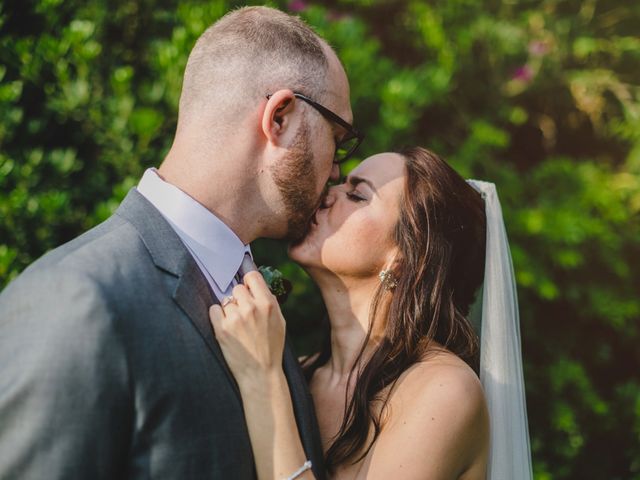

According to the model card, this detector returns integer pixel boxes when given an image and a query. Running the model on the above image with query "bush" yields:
[1,0,638,477]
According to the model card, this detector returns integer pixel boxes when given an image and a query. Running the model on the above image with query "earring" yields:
[379,270,397,291]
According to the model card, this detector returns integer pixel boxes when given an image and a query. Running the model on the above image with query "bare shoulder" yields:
[401,350,484,407]
[363,349,489,479]
[388,349,488,432]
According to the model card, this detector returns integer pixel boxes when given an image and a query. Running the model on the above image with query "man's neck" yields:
[158,150,264,245]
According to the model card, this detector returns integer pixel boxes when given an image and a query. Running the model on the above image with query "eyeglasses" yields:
[266,92,364,164]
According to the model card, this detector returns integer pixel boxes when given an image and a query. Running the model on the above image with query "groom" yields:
[0,6,357,479]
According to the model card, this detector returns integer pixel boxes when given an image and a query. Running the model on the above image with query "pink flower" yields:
[512,65,534,83]
[288,0,307,12]
[528,40,549,57]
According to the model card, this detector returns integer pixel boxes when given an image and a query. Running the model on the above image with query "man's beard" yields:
[271,120,322,242]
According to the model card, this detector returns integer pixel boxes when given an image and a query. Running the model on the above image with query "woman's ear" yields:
[261,89,296,146]
[384,249,402,273]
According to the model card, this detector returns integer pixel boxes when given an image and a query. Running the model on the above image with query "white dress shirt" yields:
[136,168,252,300]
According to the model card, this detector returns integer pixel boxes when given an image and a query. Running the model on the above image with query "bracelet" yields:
[283,460,312,480]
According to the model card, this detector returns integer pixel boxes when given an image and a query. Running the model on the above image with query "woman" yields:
[209,147,491,479]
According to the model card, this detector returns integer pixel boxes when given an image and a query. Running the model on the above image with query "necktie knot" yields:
[235,252,256,284]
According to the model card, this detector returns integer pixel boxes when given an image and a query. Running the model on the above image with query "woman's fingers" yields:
[209,304,225,337]
[231,283,253,306]
[210,303,224,319]
[208,275,286,377]
[243,271,276,304]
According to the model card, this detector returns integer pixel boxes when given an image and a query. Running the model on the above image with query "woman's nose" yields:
[329,163,340,182]
[321,188,337,209]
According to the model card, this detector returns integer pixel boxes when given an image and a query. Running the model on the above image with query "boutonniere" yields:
[258,266,292,305]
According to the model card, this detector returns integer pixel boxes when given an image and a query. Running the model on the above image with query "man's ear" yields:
[261,89,296,146]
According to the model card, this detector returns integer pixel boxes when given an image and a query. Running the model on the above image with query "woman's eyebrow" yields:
[347,175,377,194]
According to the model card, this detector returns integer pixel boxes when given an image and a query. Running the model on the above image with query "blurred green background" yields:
[1,0,638,478]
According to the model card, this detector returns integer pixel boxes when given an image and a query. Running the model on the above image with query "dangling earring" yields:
[379,270,397,291]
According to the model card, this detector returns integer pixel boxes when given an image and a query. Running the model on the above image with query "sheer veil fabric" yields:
[467,180,533,479]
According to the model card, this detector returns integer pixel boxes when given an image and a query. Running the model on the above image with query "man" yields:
[0,6,360,479]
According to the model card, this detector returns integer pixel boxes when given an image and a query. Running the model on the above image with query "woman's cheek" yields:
[320,215,379,273]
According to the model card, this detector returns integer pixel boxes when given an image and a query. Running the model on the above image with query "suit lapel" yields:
[116,188,324,473]
[282,338,327,480]
[115,188,241,400]
[172,260,242,400]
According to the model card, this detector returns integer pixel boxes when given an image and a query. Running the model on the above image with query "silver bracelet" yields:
[283,460,312,480]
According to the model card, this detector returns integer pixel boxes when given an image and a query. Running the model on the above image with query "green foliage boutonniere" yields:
[258,266,292,305]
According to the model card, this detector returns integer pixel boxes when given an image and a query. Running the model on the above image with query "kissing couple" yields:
[0,6,532,480]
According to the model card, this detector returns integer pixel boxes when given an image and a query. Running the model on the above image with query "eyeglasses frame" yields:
[265,92,364,164]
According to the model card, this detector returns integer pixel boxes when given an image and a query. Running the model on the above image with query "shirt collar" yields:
[136,168,251,292]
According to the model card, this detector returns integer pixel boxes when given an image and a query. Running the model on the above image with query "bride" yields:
[209,147,531,479]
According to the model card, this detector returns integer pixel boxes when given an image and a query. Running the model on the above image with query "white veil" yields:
[467,180,533,480]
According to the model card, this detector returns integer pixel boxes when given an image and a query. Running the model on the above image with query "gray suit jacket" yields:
[0,189,326,479]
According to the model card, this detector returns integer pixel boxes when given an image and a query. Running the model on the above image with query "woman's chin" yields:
[287,232,322,270]
[287,238,311,265]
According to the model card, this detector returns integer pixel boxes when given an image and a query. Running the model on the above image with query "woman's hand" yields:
[210,273,314,480]
[209,271,286,387]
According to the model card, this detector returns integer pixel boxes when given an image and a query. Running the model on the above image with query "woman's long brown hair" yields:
[302,147,487,473]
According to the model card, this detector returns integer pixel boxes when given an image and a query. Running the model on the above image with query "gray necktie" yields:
[235,252,256,284]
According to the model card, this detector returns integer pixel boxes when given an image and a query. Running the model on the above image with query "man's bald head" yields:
[178,6,331,131]
[161,6,350,243]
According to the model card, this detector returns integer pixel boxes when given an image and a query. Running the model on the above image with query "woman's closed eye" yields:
[346,191,366,202]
